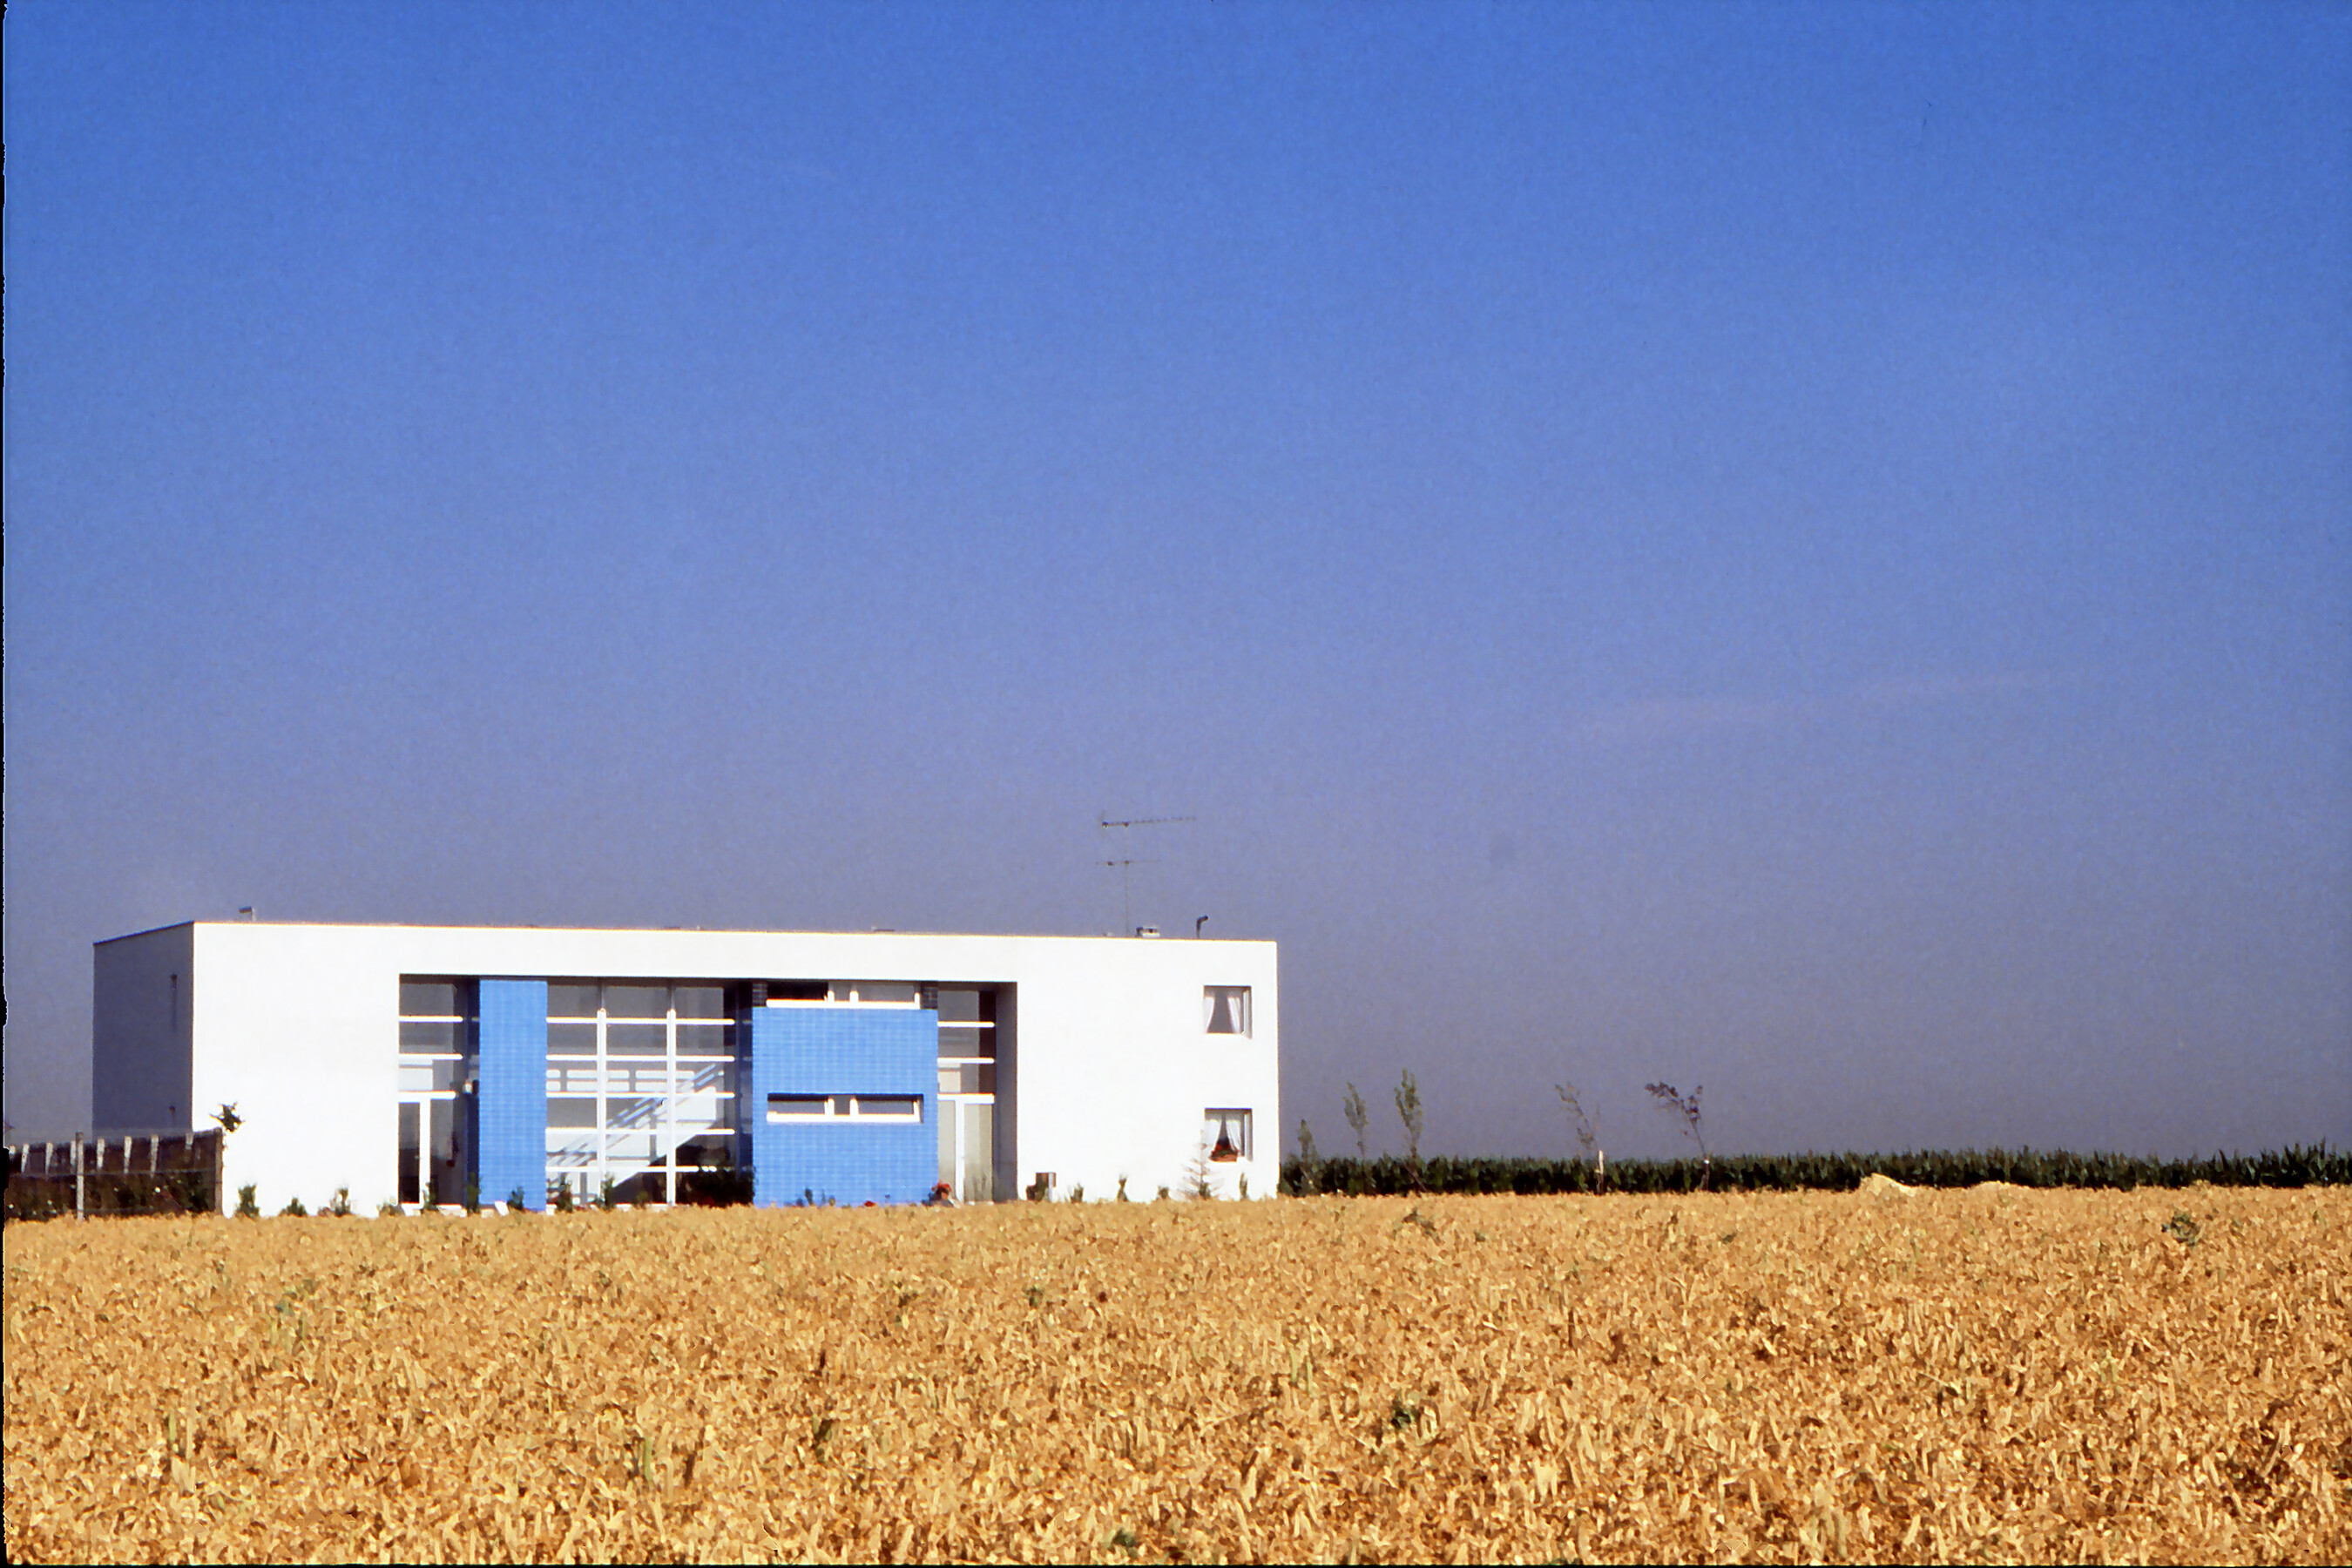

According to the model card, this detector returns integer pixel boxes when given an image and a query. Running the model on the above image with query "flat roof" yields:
[98,919,1271,946]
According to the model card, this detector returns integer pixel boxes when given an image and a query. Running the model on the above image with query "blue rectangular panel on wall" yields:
[476,978,549,1210]
[741,1005,936,1206]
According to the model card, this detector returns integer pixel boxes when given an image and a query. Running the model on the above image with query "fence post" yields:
[73,1133,86,1220]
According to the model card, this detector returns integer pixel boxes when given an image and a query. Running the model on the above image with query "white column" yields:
[595,1005,609,1201]
[664,1007,679,1206]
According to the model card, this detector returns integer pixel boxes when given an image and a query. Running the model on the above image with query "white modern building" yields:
[91,922,1277,1213]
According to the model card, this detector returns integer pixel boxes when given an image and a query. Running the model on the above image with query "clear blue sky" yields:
[6,3,2347,1159]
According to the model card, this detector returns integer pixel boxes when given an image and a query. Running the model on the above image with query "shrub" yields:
[1186,1142,1215,1201]
[1275,1143,2350,1198]
[1395,1071,1424,1189]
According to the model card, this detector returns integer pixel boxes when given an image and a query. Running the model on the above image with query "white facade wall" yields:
[92,923,194,1131]
[93,923,1277,1214]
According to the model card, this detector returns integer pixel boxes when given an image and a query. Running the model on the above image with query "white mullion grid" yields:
[936,1010,999,1200]
[665,1006,678,1206]
[595,1002,609,1202]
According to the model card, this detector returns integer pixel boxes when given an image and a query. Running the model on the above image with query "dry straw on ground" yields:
[5,1186,2346,1563]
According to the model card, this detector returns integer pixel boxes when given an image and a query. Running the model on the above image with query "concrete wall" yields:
[99,923,1278,1214]
[92,924,194,1132]
[187,923,406,1215]
[1004,936,1280,1201]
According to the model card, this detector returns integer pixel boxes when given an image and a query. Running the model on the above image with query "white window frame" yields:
[767,1092,924,1124]
[1204,986,1253,1037]
[1204,1107,1254,1161]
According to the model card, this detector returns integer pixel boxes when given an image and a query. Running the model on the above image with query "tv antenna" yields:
[1098,814,1194,935]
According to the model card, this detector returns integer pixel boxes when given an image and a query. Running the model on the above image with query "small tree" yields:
[212,1104,244,1217]
[1645,1081,1711,1190]
[1186,1139,1217,1200]
[1394,1070,1424,1189]
[1342,1084,1370,1161]
[1294,1119,1320,1194]
[1556,1079,1601,1185]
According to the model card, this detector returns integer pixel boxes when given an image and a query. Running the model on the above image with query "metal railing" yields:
[4,1129,223,1221]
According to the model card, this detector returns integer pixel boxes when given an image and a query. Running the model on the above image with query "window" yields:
[399,977,473,1207]
[831,980,918,1004]
[400,980,463,1018]
[605,1024,668,1058]
[1204,1108,1254,1162]
[1204,986,1252,1036]
[672,985,727,1020]
[547,983,602,1020]
[602,983,671,1020]
[537,977,740,1208]
[767,1093,924,1123]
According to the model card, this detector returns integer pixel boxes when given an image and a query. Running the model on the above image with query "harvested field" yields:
[4,1187,2346,1563]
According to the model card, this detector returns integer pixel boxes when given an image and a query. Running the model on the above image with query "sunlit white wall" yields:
[97,923,1277,1213]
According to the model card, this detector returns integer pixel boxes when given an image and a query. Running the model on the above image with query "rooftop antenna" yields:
[1098,814,1194,936]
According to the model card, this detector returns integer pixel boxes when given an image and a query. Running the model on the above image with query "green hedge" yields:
[1279,1143,2345,1197]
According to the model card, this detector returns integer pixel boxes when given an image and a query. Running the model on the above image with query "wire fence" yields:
[4,1129,223,1221]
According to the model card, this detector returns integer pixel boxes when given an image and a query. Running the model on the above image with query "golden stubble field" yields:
[3,1186,2345,1564]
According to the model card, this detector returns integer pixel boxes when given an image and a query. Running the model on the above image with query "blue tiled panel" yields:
[741,1006,936,1206]
[476,978,549,1210]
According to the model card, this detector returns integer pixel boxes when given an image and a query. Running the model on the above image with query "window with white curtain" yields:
[1203,1108,1254,1161]
[1204,986,1252,1036]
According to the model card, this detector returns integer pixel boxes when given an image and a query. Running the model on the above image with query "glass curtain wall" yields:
[932,988,997,1202]
[397,979,474,1206]
[547,982,736,1205]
